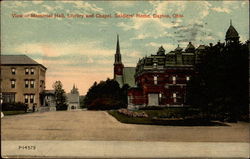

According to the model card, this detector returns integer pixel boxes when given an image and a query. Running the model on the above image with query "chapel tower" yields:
[113,35,124,87]
[225,20,240,45]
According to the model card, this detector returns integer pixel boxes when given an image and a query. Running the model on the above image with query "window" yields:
[30,80,35,88]
[11,80,16,88]
[3,93,15,103]
[172,76,176,84]
[25,80,29,88]
[31,68,34,75]
[154,76,157,85]
[11,68,16,75]
[25,68,29,75]
[25,95,29,103]
[40,80,44,88]
[30,94,34,103]
[173,93,176,98]
[153,63,157,69]
[173,93,177,103]
[159,93,162,102]
[186,76,190,81]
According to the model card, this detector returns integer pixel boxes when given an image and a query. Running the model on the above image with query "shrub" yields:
[2,102,28,112]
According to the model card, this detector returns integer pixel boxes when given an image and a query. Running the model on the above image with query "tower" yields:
[225,20,239,44]
[113,35,124,87]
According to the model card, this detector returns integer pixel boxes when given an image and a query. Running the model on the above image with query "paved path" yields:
[1,110,249,142]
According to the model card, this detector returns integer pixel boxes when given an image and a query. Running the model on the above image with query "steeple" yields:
[225,19,239,44]
[114,34,122,64]
[71,84,79,94]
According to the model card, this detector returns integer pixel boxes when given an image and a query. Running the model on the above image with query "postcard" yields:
[1,0,249,158]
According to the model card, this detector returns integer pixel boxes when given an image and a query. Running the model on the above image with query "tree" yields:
[84,78,128,110]
[53,81,68,110]
[187,41,249,121]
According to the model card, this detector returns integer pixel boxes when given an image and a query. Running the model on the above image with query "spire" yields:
[116,34,120,54]
[114,34,122,64]
[225,20,239,43]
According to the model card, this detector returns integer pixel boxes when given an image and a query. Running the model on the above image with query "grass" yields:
[108,109,227,126]
[2,111,27,116]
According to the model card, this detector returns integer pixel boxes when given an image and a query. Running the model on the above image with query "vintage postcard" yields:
[1,0,249,158]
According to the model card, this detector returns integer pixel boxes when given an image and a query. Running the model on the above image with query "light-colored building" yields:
[40,90,56,112]
[0,55,47,110]
[66,84,80,110]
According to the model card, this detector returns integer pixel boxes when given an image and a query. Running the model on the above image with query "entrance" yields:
[148,93,159,106]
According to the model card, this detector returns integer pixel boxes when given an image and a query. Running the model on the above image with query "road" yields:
[1,110,249,142]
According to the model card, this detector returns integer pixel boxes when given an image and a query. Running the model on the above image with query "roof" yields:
[174,45,183,52]
[1,55,46,69]
[185,42,195,51]
[67,93,79,103]
[226,25,239,39]
[123,67,136,87]
[196,45,206,50]
[43,90,55,95]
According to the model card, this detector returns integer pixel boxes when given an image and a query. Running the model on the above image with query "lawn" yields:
[108,108,227,126]
[2,111,27,116]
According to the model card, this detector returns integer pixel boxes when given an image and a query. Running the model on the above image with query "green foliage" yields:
[3,111,27,115]
[53,81,68,111]
[84,79,130,110]
[108,109,225,126]
[2,102,28,112]
[79,96,86,108]
[187,41,249,121]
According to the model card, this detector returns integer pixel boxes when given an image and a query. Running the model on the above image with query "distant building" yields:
[40,90,56,112]
[114,21,240,109]
[0,55,47,110]
[66,84,80,110]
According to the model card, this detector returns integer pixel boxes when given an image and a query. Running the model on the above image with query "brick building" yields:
[114,22,240,109]
[0,55,47,110]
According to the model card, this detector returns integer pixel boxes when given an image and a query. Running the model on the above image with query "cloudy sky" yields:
[1,1,249,95]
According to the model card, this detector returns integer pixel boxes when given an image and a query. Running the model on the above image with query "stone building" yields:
[66,84,80,110]
[0,55,46,110]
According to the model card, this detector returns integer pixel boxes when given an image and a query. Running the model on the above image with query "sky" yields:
[1,0,249,95]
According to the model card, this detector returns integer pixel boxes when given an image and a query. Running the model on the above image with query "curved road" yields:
[1,110,249,142]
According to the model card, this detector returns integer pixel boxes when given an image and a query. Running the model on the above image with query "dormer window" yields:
[11,68,16,75]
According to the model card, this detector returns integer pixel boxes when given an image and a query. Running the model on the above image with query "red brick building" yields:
[127,43,207,109]
[113,22,240,109]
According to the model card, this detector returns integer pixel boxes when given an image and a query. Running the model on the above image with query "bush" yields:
[56,104,68,111]
[139,106,164,110]
[87,98,125,110]
[2,102,28,112]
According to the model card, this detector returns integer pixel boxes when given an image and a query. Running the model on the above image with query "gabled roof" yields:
[185,42,195,51]
[1,55,46,69]
[196,45,206,50]
[174,45,183,52]
[123,67,136,87]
